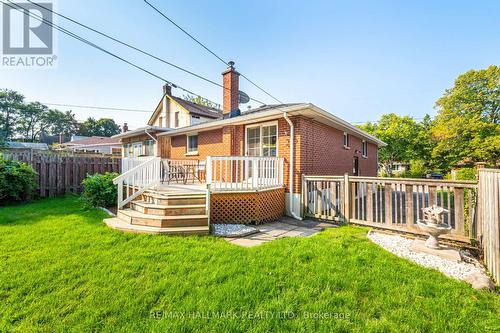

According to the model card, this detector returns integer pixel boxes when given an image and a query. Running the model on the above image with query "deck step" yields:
[130,201,206,216]
[117,209,208,228]
[104,218,209,235]
[142,193,207,206]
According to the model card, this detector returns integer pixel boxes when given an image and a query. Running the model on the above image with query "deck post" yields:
[344,173,350,223]
[206,156,212,185]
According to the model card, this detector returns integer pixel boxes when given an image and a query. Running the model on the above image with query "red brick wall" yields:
[294,116,378,193]
[165,116,378,195]
[169,128,231,160]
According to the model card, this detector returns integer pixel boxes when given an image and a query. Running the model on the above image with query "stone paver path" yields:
[225,217,337,247]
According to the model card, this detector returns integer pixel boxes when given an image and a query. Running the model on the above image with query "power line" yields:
[143,0,284,104]
[24,0,265,106]
[2,0,220,107]
[41,102,152,113]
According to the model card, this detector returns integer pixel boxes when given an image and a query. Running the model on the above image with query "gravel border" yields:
[367,231,487,281]
[211,224,259,238]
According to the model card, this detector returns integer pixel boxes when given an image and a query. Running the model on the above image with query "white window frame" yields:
[343,132,350,149]
[186,133,199,155]
[362,140,367,158]
[174,111,180,128]
[244,121,279,157]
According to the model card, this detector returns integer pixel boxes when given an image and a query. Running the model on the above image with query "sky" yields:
[1,0,499,130]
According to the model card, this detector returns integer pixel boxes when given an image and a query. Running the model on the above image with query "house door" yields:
[353,156,359,176]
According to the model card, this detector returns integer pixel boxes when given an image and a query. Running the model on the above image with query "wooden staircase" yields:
[104,190,210,235]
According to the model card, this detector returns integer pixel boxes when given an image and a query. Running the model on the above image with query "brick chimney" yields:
[222,61,240,117]
[163,84,172,96]
[122,123,129,133]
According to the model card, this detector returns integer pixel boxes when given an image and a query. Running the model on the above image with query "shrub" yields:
[455,167,477,181]
[0,156,38,204]
[81,172,119,208]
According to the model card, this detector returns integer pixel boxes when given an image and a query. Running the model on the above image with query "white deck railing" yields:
[206,156,284,191]
[122,156,154,173]
[114,157,161,208]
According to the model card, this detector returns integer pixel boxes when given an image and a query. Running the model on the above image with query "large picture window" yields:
[245,122,278,157]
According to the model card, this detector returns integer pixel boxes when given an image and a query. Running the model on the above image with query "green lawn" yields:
[0,197,498,332]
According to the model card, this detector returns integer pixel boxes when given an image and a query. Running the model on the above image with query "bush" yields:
[0,157,38,204]
[81,172,119,208]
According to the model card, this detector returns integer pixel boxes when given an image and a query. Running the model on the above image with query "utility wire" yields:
[41,103,152,113]
[25,0,265,105]
[28,1,266,107]
[3,0,220,107]
[143,0,283,104]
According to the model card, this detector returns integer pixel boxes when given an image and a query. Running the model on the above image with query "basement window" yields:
[343,132,350,149]
[187,134,198,154]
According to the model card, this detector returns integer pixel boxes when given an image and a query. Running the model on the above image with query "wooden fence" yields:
[302,174,478,243]
[477,169,500,284]
[2,150,121,197]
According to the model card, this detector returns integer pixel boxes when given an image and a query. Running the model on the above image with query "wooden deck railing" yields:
[114,157,161,208]
[122,156,154,173]
[477,169,500,284]
[302,174,478,243]
[206,156,284,191]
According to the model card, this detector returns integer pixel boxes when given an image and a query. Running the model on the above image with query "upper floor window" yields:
[187,134,198,153]
[158,116,163,127]
[343,132,350,148]
[174,112,180,128]
[362,140,367,157]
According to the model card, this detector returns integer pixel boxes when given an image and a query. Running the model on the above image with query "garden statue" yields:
[417,205,452,249]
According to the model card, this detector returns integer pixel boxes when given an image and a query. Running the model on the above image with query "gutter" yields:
[283,112,303,221]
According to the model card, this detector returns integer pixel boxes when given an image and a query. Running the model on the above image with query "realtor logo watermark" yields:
[1,1,57,68]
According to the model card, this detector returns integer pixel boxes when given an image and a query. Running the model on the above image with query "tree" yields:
[17,102,48,142]
[78,118,120,137]
[42,109,79,136]
[183,94,219,109]
[431,65,500,169]
[358,114,428,176]
[0,89,24,140]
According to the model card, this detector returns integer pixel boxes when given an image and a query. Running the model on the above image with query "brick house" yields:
[108,63,385,234]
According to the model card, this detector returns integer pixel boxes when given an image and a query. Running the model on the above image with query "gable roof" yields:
[170,96,222,119]
[157,103,386,147]
[148,93,222,125]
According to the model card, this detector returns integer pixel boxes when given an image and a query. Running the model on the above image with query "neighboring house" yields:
[55,136,122,155]
[5,141,49,150]
[386,162,410,175]
[113,62,385,218]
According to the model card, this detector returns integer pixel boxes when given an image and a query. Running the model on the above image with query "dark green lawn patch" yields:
[0,197,498,332]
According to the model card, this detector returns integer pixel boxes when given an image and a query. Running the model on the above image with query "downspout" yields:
[283,112,303,220]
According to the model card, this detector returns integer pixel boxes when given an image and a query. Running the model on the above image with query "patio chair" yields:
[161,160,187,184]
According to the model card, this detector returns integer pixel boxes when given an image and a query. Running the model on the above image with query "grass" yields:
[0,197,498,332]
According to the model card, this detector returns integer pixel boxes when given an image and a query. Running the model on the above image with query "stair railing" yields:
[113,157,161,209]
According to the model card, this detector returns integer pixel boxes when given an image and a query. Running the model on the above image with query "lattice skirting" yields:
[210,187,285,224]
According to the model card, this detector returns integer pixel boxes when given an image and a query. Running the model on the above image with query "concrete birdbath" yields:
[417,205,452,249]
